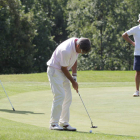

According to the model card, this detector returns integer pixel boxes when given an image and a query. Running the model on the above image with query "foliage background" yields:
[0,0,140,73]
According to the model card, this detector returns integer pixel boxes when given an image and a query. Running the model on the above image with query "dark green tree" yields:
[32,1,56,72]
[0,0,36,74]
[19,0,68,72]
[67,0,140,70]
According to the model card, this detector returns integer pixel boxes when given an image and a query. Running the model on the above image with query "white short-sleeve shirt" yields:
[47,37,79,70]
[126,25,140,55]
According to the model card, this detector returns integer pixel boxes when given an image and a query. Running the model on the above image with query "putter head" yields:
[91,126,97,128]
[13,108,15,111]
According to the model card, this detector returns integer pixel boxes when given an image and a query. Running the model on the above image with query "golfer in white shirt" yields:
[122,14,140,97]
[47,37,91,130]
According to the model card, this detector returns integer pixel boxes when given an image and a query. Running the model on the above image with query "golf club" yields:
[0,80,15,111]
[78,91,97,128]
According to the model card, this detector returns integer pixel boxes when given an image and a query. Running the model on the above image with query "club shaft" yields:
[78,92,93,124]
[0,81,14,109]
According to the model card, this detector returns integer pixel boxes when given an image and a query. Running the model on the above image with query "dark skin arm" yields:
[61,66,78,93]
[122,33,135,46]
[72,61,77,76]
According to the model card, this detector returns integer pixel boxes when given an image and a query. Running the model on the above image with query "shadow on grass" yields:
[0,109,44,114]
[61,130,92,134]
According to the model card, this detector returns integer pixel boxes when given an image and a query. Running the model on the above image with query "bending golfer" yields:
[122,14,140,97]
[47,37,91,130]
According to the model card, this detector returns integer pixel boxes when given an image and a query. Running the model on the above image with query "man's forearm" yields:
[61,66,78,92]
[72,61,77,76]
[61,67,75,84]
[122,33,135,46]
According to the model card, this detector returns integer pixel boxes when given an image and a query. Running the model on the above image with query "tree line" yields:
[0,0,140,74]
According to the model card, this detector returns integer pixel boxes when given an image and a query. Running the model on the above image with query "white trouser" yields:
[47,66,72,125]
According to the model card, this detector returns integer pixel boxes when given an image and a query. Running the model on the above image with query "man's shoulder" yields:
[132,25,140,30]
[66,37,78,42]
[60,37,77,45]
[130,25,138,30]
[127,25,139,35]
[132,25,140,32]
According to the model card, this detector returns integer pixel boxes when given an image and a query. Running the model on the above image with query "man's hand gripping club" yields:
[61,66,78,93]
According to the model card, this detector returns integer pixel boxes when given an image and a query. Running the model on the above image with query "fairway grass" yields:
[0,117,138,140]
[0,71,136,82]
[0,71,140,140]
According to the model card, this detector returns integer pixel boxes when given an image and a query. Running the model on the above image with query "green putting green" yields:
[0,86,140,137]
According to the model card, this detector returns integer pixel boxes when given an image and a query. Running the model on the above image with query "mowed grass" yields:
[0,71,135,99]
[0,117,137,140]
[0,71,139,140]
[0,71,136,82]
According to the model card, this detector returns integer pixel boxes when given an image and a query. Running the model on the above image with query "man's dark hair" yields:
[77,38,91,53]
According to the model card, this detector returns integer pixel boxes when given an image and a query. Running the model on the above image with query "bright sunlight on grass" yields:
[0,71,139,140]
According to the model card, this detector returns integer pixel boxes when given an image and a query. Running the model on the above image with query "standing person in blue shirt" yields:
[122,14,140,97]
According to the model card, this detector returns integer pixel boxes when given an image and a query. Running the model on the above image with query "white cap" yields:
[137,14,140,22]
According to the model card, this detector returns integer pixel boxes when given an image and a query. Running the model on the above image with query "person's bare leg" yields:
[133,71,140,96]
[135,71,140,91]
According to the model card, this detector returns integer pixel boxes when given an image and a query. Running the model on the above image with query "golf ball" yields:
[89,130,92,133]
